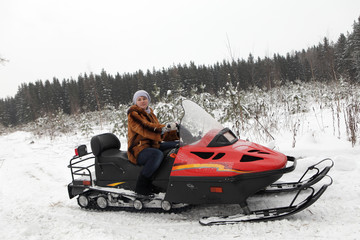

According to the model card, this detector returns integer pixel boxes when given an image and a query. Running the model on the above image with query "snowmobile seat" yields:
[91,133,142,186]
[90,132,127,159]
[91,133,127,161]
[91,132,121,157]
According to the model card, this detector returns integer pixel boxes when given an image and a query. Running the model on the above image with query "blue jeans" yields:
[137,141,178,178]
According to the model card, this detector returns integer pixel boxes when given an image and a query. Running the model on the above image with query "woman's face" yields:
[136,96,149,110]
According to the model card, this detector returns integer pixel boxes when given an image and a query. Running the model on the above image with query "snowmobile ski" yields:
[261,158,334,193]
[199,176,333,225]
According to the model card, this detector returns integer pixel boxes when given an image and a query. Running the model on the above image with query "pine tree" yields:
[346,17,360,82]
[335,33,348,78]
[98,69,113,107]
[62,79,71,115]
[51,78,64,112]
[322,37,337,81]
[247,53,256,85]
[14,84,32,123]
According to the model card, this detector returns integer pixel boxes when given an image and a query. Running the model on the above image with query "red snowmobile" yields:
[67,100,333,225]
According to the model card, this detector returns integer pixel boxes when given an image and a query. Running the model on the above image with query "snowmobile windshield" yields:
[179,100,237,146]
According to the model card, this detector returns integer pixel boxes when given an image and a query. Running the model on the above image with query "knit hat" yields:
[133,90,151,105]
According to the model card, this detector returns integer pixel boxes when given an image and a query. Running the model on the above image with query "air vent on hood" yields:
[248,149,270,154]
[212,153,225,160]
[240,155,264,162]
[191,152,214,159]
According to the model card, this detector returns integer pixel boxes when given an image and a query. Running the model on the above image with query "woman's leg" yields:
[137,148,164,178]
[135,148,164,195]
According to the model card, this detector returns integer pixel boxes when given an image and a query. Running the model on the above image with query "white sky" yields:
[1,0,360,98]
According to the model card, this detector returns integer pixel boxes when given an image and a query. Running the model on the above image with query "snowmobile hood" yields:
[170,138,287,177]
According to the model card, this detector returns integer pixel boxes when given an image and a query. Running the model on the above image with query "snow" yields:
[1,114,360,239]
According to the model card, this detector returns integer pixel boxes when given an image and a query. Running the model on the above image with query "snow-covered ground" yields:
[1,110,360,240]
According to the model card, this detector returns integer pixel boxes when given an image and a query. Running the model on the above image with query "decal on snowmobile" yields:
[171,163,253,174]
[107,182,125,187]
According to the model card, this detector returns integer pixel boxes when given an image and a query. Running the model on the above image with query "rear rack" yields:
[68,153,95,185]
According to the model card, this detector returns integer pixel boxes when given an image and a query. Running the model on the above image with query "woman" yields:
[127,90,178,196]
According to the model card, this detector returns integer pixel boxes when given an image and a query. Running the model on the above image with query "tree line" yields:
[1,17,360,128]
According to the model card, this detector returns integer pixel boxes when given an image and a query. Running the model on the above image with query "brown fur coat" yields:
[127,105,178,164]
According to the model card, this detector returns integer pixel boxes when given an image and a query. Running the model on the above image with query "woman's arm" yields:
[128,111,165,141]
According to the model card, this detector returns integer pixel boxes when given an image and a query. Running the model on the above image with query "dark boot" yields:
[135,174,153,196]
[150,184,162,194]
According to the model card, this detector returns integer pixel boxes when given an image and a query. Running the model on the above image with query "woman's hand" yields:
[162,122,178,135]
[166,122,178,131]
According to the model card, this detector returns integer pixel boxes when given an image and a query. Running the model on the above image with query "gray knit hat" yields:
[133,90,151,105]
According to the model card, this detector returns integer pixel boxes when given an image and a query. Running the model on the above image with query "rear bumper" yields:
[67,183,89,199]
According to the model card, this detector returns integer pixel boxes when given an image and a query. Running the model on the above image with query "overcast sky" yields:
[1,0,360,98]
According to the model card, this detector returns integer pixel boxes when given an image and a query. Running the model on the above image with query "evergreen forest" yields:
[1,17,360,128]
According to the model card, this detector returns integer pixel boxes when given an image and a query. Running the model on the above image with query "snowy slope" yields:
[1,117,360,239]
